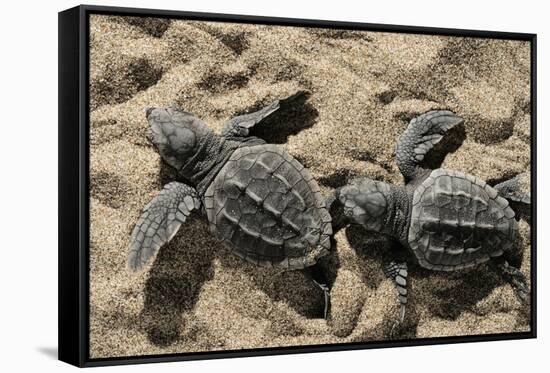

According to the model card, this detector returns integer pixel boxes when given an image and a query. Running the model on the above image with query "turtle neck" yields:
[179,131,265,196]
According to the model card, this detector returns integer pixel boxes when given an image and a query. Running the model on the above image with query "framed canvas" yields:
[58,4,537,367]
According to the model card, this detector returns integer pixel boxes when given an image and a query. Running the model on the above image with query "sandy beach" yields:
[88,14,531,358]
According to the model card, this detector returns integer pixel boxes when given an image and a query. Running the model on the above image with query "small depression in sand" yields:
[89,15,532,358]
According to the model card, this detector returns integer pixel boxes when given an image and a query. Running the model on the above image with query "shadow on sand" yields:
[139,219,216,346]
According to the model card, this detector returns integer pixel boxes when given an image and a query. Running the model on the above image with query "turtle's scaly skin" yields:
[409,168,517,271]
[396,110,461,181]
[129,96,334,275]
[335,110,529,318]
[204,144,332,269]
[128,97,336,321]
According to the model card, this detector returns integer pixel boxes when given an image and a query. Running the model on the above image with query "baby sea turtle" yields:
[332,110,530,321]
[128,93,333,316]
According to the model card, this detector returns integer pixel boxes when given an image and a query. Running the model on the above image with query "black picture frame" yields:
[58,4,537,368]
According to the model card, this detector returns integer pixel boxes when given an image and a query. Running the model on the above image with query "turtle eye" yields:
[168,126,196,155]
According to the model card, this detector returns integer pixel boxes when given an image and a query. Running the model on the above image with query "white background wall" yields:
[0,0,547,371]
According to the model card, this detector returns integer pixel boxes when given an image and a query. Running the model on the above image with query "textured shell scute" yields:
[408,169,517,271]
[204,144,331,269]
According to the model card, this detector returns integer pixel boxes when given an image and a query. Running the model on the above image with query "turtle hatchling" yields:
[128,93,333,317]
[332,110,530,321]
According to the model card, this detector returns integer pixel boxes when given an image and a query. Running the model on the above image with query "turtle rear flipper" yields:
[491,258,529,303]
[128,182,201,271]
[307,264,332,319]
[396,110,464,181]
[493,173,531,205]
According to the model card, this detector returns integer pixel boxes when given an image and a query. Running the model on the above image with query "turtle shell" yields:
[203,144,332,269]
[408,169,517,271]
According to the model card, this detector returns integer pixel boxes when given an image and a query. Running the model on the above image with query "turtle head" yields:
[338,178,392,233]
[145,106,211,170]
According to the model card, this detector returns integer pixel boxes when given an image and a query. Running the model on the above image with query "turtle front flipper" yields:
[220,99,281,137]
[128,182,201,271]
[396,110,464,181]
[220,91,312,138]
[383,261,409,323]
[493,173,531,205]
